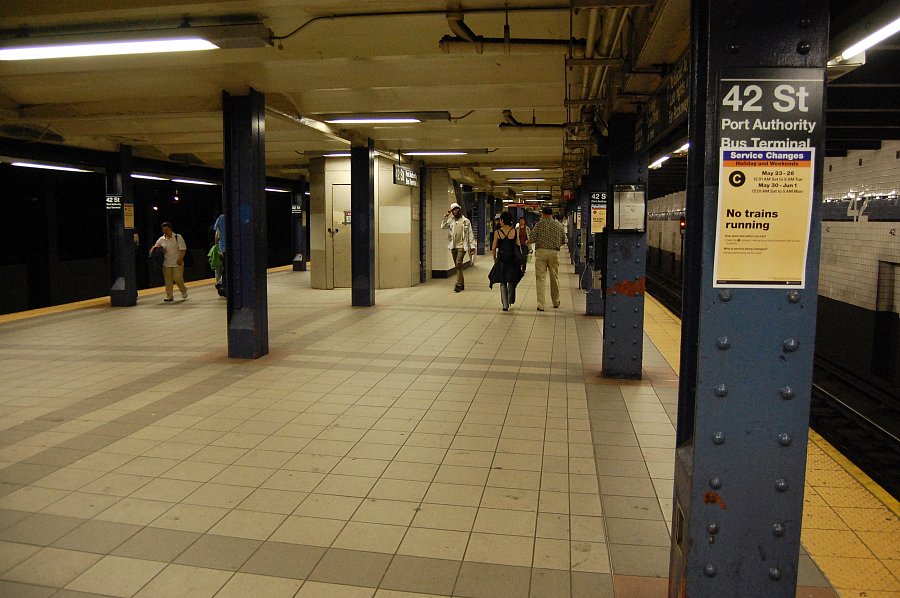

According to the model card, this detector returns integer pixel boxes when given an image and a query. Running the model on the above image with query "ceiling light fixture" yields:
[520,190,550,194]
[838,15,900,61]
[492,167,541,172]
[649,156,670,170]
[323,153,351,158]
[402,151,467,156]
[171,178,217,186]
[131,173,169,181]
[321,111,451,125]
[506,178,546,182]
[265,187,291,193]
[0,23,273,61]
[11,161,90,172]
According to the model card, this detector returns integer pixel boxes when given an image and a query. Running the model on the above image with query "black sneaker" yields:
[163,298,173,303]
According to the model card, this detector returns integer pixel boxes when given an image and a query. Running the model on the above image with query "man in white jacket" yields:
[441,202,476,292]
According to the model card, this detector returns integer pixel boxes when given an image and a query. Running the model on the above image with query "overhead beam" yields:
[571,0,656,6]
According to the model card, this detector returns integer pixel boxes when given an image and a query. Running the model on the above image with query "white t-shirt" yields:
[155,233,187,267]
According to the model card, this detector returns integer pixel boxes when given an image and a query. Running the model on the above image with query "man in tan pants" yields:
[528,206,566,311]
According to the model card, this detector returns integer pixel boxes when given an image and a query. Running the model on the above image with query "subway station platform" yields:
[0,257,896,597]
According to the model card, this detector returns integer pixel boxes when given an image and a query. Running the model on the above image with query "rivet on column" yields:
[772,523,785,537]
[718,289,732,302]
[709,477,722,490]
[769,567,782,581]
[780,386,795,400]
[704,564,717,577]
[787,290,800,303]
[783,338,800,352]
[775,478,788,492]
[717,337,731,350]
[777,433,792,446]
[714,384,728,397]
[707,523,719,535]
[712,432,725,445]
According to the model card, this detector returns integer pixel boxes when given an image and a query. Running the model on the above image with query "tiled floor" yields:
[0,256,889,597]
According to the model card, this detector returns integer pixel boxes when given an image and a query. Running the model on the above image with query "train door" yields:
[331,184,352,287]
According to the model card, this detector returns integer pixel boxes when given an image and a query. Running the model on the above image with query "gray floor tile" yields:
[571,571,615,598]
[174,534,261,571]
[608,544,670,577]
[0,580,55,598]
[604,518,671,547]
[0,508,31,532]
[380,555,460,595]
[0,463,58,486]
[453,561,531,598]
[530,568,570,598]
[598,476,657,498]
[308,548,392,587]
[602,495,663,520]
[111,527,200,562]
[240,541,325,579]
[0,513,84,546]
[53,520,142,554]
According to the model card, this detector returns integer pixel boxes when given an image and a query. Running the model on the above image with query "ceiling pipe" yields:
[499,109,566,129]
[446,12,480,43]
[592,8,630,99]
[440,35,586,55]
[579,9,601,100]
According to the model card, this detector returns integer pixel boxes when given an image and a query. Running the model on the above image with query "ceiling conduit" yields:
[440,10,586,55]
[499,109,566,129]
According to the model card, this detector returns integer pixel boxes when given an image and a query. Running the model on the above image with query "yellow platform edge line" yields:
[643,294,900,518]
[0,266,295,326]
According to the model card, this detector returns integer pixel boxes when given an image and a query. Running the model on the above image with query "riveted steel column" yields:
[575,191,589,282]
[476,191,488,255]
[602,114,647,379]
[223,90,268,359]
[351,140,375,307]
[105,145,137,307]
[292,178,307,271]
[669,2,828,596]
[585,155,608,315]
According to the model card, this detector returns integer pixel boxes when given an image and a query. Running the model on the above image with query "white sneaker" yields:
[181,292,189,300]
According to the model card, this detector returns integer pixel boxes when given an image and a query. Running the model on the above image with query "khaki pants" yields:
[451,248,466,287]
[534,248,559,309]
[162,265,187,299]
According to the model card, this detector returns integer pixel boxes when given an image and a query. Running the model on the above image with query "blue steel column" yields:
[669,2,828,596]
[222,90,269,359]
[475,191,488,255]
[602,114,647,379]
[105,145,137,307]
[351,140,375,307]
[292,178,307,272]
[575,191,589,282]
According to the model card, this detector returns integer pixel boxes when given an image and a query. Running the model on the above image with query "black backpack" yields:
[148,246,165,267]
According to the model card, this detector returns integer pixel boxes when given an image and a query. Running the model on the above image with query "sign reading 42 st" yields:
[713,68,823,289]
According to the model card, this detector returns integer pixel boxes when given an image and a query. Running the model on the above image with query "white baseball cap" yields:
[450,202,461,210]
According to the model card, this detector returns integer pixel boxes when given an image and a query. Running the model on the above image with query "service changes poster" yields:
[713,69,823,288]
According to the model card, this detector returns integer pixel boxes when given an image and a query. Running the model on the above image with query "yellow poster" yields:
[713,148,814,287]
[591,207,607,231]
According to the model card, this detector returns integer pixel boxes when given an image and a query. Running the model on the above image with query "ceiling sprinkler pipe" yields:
[440,36,586,55]
[446,12,480,43]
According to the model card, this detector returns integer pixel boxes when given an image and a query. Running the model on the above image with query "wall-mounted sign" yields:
[343,211,352,224]
[613,186,645,232]
[105,195,122,211]
[291,204,302,214]
[124,203,135,229]
[590,192,608,232]
[393,164,418,187]
[712,68,822,288]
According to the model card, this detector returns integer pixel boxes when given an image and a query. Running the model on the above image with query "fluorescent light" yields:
[402,151,467,156]
[840,16,900,61]
[675,142,690,153]
[11,161,90,172]
[304,191,311,196]
[0,23,272,61]
[493,168,541,172]
[131,173,169,181]
[0,39,216,61]
[326,118,420,124]
[323,153,351,157]
[265,187,290,193]
[171,178,217,186]
[520,190,550,194]
[649,156,670,170]
[507,178,546,182]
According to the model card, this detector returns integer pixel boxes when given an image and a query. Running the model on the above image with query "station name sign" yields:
[393,164,418,187]
[713,68,823,289]
[106,195,122,211]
